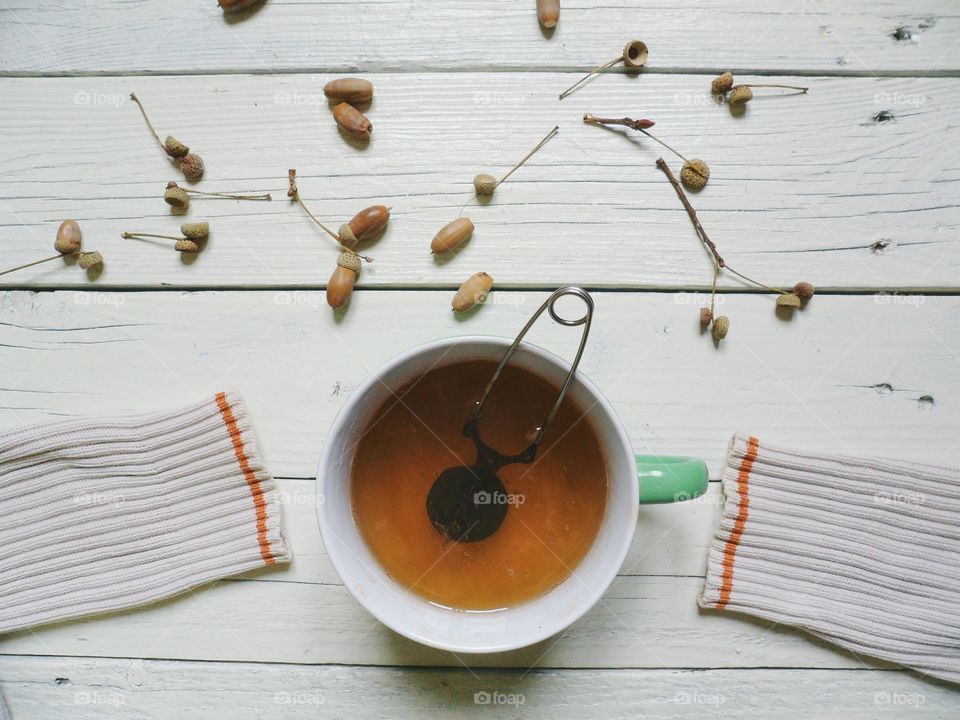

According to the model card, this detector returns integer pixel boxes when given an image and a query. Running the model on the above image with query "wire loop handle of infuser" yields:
[469,287,594,446]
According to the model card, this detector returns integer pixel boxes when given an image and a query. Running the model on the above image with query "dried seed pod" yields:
[78,251,103,270]
[163,136,190,158]
[622,40,649,68]
[431,217,474,254]
[729,85,753,105]
[164,181,190,209]
[680,159,710,190]
[794,281,815,303]
[699,307,713,329]
[537,0,560,28]
[452,272,494,312]
[711,72,734,94]
[175,239,200,253]
[55,220,82,254]
[180,154,205,180]
[473,174,497,197]
[712,315,729,341]
[219,0,262,11]
[180,222,210,241]
[323,78,374,105]
[338,205,390,247]
[333,102,372,140]
[327,252,362,308]
[776,292,802,309]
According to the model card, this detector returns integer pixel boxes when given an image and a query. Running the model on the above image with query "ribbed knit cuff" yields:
[700,434,960,684]
[0,391,290,634]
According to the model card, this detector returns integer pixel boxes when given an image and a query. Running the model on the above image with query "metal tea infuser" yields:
[426,287,595,543]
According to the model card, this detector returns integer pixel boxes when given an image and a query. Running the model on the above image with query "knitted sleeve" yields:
[0,391,290,633]
[700,433,960,684]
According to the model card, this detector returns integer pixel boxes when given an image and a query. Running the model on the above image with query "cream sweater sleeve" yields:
[0,391,290,634]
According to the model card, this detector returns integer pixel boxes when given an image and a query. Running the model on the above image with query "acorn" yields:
[327,252,362,308]
[323,78,374,105]
[711,72,734,94]
[180,154,205,181]
[699,307,713,329]
[473,174,497,197]
[333,102,372,140]
[338,205,390,247]
[78,251,103,270]
[680,159,710,190]
[55,220,82,254]
[452,272,494,312]
[219,0,262,12]
[431,217,474,254]
[794,281,815,303]
[180,222,210,241]
[558,39,648,99]
[729,85,754,105]
[712,316,729,340]
[164,182,190,209]
[163,136,190,158]
[776,293,802,309]
[537,0,560,28]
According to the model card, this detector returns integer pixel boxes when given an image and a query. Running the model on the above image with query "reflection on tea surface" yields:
[351,359,607,610]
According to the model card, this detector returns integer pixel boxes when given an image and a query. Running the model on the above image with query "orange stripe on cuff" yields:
[715,435,758,610]
[215,392,275,565]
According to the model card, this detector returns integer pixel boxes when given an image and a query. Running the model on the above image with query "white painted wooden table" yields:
[1,1,958,717]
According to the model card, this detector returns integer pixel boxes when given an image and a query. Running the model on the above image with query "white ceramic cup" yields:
[316,336,707,653]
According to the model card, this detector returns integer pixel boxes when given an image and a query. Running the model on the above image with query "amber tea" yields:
[351,358,608,611]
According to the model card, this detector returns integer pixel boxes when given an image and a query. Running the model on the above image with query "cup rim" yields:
[316,335,639,653]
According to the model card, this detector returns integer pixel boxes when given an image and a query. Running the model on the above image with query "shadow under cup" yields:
[317,336,699,653]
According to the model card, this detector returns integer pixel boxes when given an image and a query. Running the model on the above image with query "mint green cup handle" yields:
[636,455,709,504]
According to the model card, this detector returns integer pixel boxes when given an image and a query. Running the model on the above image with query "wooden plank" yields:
[1,1,957,75]
[0,74,957,290]
[1,290,956,479]
[0,657,956,718]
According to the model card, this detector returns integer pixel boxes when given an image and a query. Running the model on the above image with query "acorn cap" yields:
[180,222,210,240]
[712,315,730,340]
[680,159,710,190]
[473,173,497,197]
[776,292,802,308]
[729,85,753,104]
[794,281,815,302]
[337,251,362,274]
[78,251,103,270]
[180,153,204,180]
[711,72,734,94]
[175,239,200,253]
[163,136,190,158]
[164,184,190,209]
[622,40,649,68]
[338,223,358,247]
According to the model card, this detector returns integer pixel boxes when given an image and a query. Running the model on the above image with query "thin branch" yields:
[0,252,76,278]
[496,125,559,187]
[655,158,724,268]
[130,92,164,149]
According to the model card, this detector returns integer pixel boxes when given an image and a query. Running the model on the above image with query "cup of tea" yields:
[316,333,708,653]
